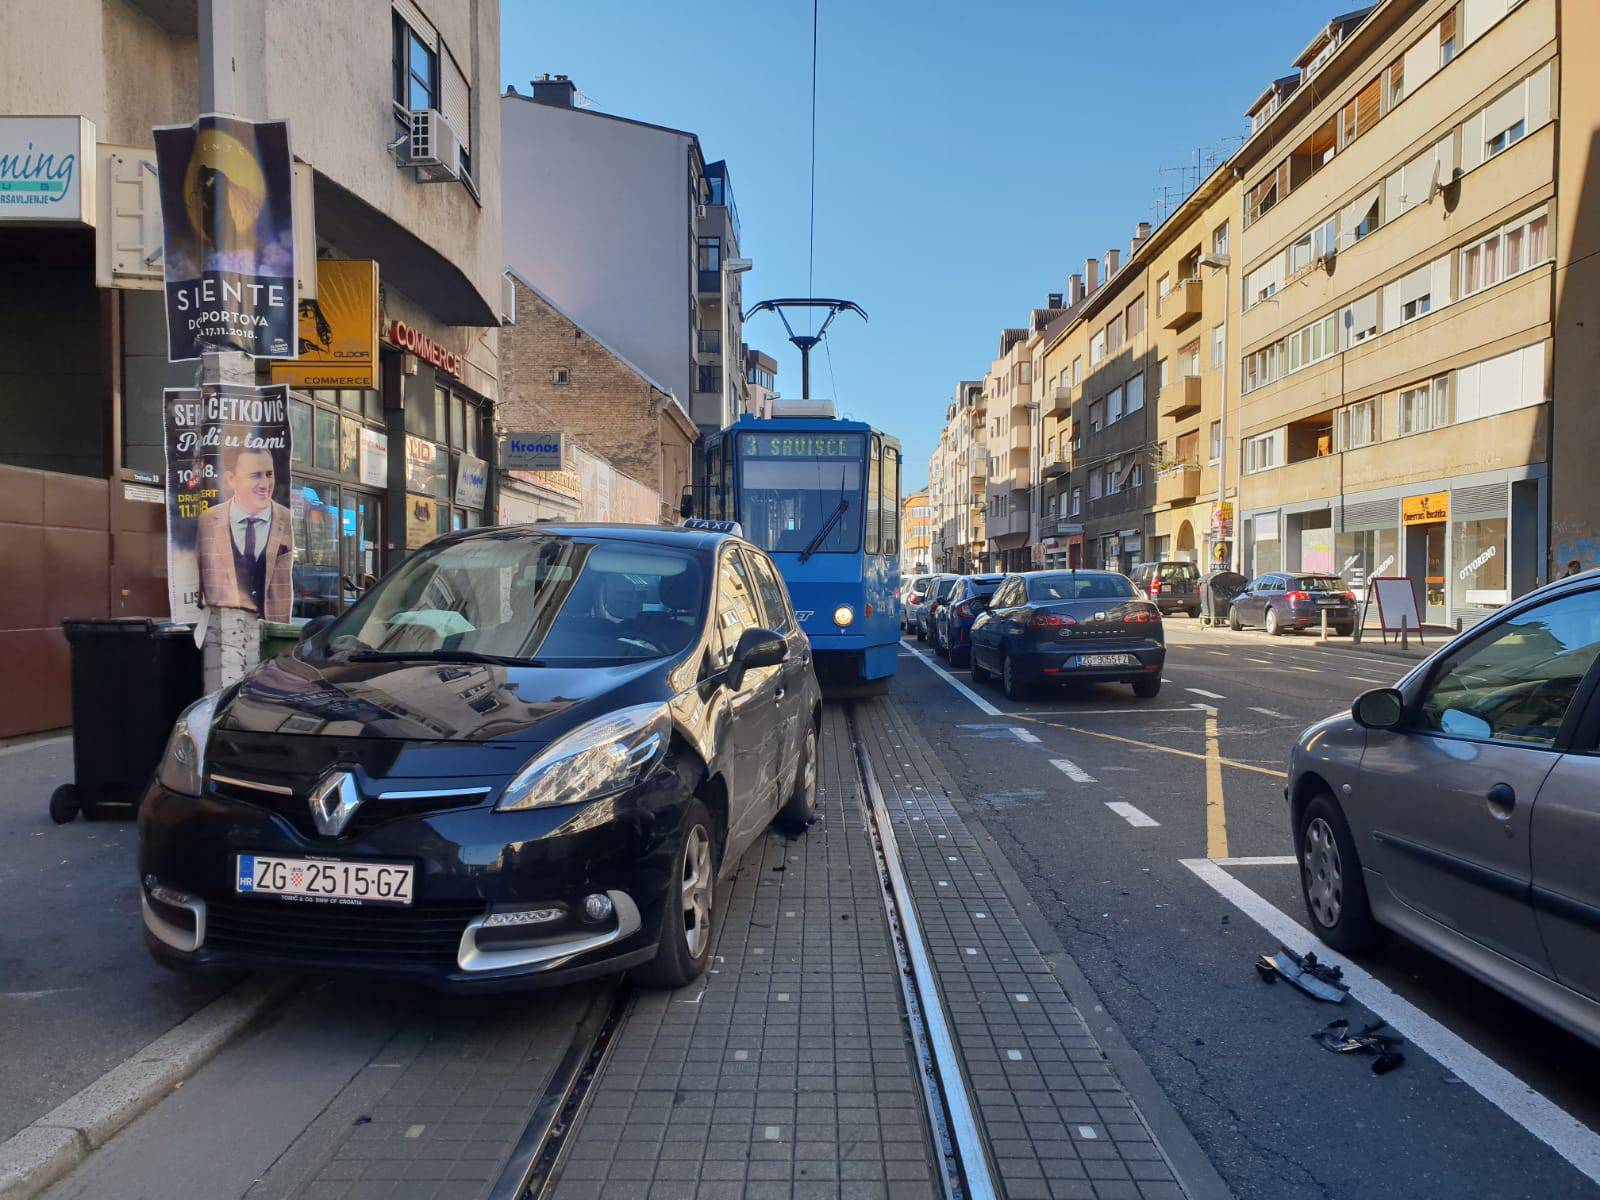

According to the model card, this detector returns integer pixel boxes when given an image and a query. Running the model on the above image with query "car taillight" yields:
[1123,604,1161,625]
[1031,612,1076,628]
[1149,578,1162,594]
[955,600,975,618]
[1342,591,1356,603]
[1286,590,1311,603]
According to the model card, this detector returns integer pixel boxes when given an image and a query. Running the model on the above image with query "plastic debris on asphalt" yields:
[1315,1018,1405,1074]
[1254,945,1350,1003]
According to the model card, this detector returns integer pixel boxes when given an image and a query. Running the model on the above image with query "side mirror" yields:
[679,490,694,519]
[725,627,787,691]
[1351,687,1405,731]
[300,614,337,644]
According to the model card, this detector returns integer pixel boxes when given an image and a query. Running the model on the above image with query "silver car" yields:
[901,574,930,633]
[1288,570,1600,1047]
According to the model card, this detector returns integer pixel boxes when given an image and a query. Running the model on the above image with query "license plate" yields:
[1317,598,1342,606]
[236,854,414,906]
[1078,653,1134,668]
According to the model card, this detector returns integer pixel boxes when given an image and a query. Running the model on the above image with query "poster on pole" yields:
[163,383,296,625]
[153,113,296,360]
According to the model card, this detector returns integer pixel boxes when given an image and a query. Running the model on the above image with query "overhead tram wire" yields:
[808,0,818,334]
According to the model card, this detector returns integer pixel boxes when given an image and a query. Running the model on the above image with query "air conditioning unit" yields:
[407,109,462,182]
[695,203,708,221]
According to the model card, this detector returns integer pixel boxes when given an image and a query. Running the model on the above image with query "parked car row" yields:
[910,568,1166,701]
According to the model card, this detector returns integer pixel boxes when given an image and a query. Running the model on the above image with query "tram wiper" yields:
[798,498,849,563]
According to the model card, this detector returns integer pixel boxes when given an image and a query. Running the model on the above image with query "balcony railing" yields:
[696,269,721,297]
[1042,450,1070,479]
[1155,462,1201,505]
[1159,277,1202,329]
[1160,374,1202,419]
[1047,385,1072,419]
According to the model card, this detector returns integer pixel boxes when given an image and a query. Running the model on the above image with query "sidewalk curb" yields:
[961,810,1237,1200]
[0,974,295,1200]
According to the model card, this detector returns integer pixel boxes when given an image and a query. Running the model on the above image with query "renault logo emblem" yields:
[308,770,362,837]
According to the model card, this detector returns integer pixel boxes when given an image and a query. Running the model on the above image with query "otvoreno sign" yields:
[0,116,94,223]
[502,432,565,471]
[385,319,461,377]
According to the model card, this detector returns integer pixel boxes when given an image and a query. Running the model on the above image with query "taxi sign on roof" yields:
[683,518,743,536]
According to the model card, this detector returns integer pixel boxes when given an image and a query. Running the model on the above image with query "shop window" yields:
[339,416,361,475]
[290,398,313,467]
[313,407,339,472]
[1453,515,1510,614]
[291,476,341,619]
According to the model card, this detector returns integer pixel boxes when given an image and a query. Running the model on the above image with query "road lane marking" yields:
[1105,801,1159,827]
[1015,717,1288,779]
[1285,665,1321,673]
[1248,706,1293,720]
[1180,858,1600,1186]
[1350,675,1387,684]
[1186,687,1226,700]
[1011,727,1041,744]
[1204,710,1227,859]
[1050,757,1097,784]
[900,639,1003,716]
[1246,658,1273,665]
[1210,855,1297,866]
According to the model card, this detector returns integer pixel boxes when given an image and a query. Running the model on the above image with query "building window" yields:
[393,13,438,116]
[1106,386,1124,424]
[1209,419,1221,463]
[698,237,721,271]
[1089,469,1102,499]
[1070,487,1082,516]
[1106,312,1125,355]
[1486,118,1526,159]
[1211,323,1226,369]
[697,365,719,393]
[1398,376,1452,435]
[551,366,570,385]
[1243,431,1280,474]
[1090,329,1107,367]
[1461,207,1549,297]
[1126,372,1144,414]
[1127,295,1146,339]
[1072,356,1083,385]
[1336,398,1379,450]
[1212,221,1229,258]
[1089,399,1105,432]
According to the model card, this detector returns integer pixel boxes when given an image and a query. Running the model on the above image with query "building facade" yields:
[901,488,931,575]
[0,0,504,737]
[500,76,747,457]
[984,330,1033,571]
[745,347,779,420]
[1235,0,1556,627]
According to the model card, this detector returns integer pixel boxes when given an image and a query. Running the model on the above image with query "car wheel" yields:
[1132,677,1161,699]
[970,652,991,684]
[1298,791,1386,954]
[775,722,818,834]
[1002,653,1027,701]
[1188,606,1202,619]
[1228,608,1242,632]
[634,798,716,988]
[1265,607,1282,636]
[1334,623,1355,638]
[49,783,80,825]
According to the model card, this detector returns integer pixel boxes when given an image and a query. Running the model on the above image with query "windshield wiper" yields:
[348,649,544,668]
[798,498,849,564]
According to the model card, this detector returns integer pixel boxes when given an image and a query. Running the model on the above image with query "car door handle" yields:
[1486,782,1516,819]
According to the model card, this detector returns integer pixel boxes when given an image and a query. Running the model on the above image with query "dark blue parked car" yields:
[1228,572,1358,636]
[969,570,1165,700]
[935,574,1005,667]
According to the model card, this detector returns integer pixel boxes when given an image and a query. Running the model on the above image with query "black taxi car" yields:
[138,524,822,991]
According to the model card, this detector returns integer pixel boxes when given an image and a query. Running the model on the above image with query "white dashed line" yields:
[1210,855,1297,867]
[1105,801,1159,827]
[1011,727,1041,744]
[1050,757,1097,784]
[1186,687,1226,700]
[1181,857,1600,1186]
[1246,657,1273,665]
[1248,706,1293,720]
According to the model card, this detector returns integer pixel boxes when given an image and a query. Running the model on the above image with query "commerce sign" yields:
[502,432,565,471]
[271,259,380,389]
[385,319,461,377]
[1402,491,1449,525]
[0,116,94,223]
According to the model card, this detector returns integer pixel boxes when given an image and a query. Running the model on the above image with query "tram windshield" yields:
[736,432,865,555]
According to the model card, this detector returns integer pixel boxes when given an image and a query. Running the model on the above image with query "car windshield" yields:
[737,433,866,555]
[1028,573,1136,601]
[1293,576,1345,591]
[1159,563,1199,581]
[320,535,706,665]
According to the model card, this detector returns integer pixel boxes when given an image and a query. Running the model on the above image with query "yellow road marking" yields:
[1205,710,1228,859]
[1012,714,1287,779]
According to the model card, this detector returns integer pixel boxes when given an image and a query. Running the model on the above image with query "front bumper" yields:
[137,764,693,992]
[1008,640,1165,684]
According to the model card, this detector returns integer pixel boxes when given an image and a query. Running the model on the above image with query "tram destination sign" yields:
[740,432,863,459]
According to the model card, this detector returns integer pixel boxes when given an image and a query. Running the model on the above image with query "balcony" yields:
[1159,277,1202,329]
[1160,374,1202,419]
[1042,450,1070,479]
[1155,463,1201,505]
[969,461,986,489]
[1047,385,1071,419]
[696,269,721,298]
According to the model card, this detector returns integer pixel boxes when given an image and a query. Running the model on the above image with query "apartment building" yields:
[983,329,1034,571]
[1235,0,1557,627]
[745,347,779,420]
[901,488,931,575]
[928,415,956,571]
[952,380,988,571]
[1147,173,1242,570]
[500,76,746,457]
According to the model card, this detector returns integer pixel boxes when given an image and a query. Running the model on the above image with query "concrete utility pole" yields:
[198,0,269,691]
[1200,250,1235,574]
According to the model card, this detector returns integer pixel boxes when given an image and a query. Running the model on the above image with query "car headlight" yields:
[156,692,219,797]
[497,704,671,812]
[833,605,855,627]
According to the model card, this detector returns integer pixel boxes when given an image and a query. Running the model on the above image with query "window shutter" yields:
[440,48,471,147]
[1398,264,1431,306]
[393,0,437,48]
[1483,86,1524,142]
[1452,482,1506,519]
[1338,186,1380,249]
[1461,113,1485,172]
[1529,63,1552,131]
[1381,281,1401,331]
[1402,29,1440,95]
[1430,254,1453,308]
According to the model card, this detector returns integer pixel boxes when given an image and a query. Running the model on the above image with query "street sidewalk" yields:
[1170,618,1440,663]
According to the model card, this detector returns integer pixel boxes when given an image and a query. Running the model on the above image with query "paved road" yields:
[892,618,1600,1199]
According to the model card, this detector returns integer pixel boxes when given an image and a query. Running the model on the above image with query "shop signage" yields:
[502,432,565,471]
[271,259,379,388]
[1402,491,1449,525]
[0,116,94,223]
[359,427,388,488]
[405,496,438,549]
[161,382,295,625]
[153,114,296,360]
[454,452,487,509]
[385,319,461,377]
[511,467,583,500]
[404,434,442,496]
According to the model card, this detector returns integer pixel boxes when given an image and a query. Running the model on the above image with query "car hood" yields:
[213,651,671,745]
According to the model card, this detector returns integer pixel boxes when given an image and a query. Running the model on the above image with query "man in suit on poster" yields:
[196,444,294,622]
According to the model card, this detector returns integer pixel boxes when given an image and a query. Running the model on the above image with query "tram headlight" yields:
[833,605,856,628]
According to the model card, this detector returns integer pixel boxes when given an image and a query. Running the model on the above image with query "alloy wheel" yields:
[681,824,713,959]
[1303,816,1344,928]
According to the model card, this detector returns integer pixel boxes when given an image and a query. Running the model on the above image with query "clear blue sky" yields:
[501,1,1338,490]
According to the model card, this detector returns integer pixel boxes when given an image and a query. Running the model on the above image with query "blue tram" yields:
[701,411,902,692]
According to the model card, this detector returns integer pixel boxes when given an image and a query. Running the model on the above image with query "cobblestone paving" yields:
[856,698,1187,1200]
[547,704,939,1200]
